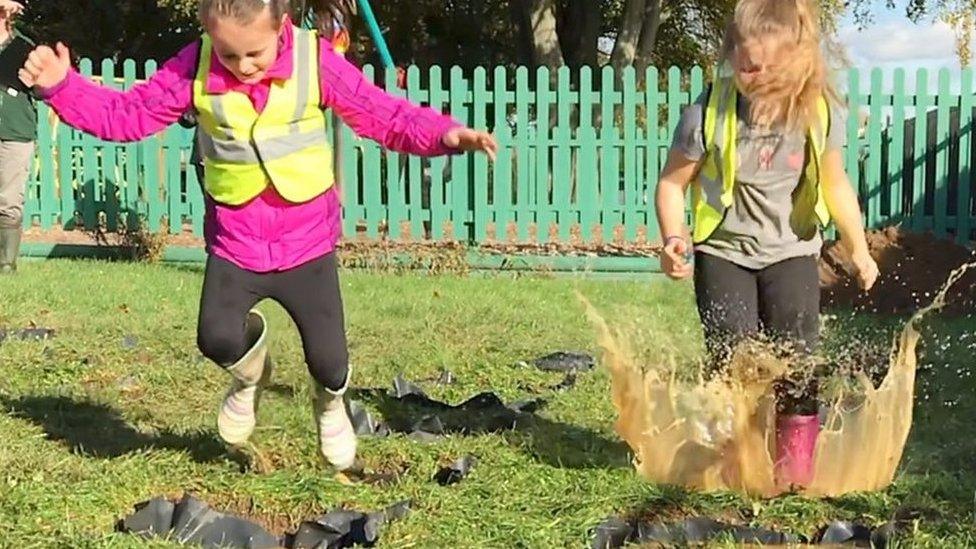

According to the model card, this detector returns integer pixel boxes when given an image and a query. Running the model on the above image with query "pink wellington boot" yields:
[774,414,820,490]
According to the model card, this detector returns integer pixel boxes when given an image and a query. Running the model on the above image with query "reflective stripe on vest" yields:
[691,78,832,244]
[192,26,334,206]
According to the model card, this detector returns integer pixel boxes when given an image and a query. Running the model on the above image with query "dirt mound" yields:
[820,225,976,315]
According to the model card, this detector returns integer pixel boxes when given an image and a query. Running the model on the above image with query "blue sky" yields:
[837,0,971,91]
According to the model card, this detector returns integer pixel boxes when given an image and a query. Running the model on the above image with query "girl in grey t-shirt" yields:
[654,0,879,491]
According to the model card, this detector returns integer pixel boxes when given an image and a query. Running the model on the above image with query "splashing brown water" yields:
[586,263,975,498]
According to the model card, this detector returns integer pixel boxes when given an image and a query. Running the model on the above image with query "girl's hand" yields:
[661,236,693,280]
[0,0,24,18]
[19,42,72,90]
[851,248,879,291]
[443,127,498,161]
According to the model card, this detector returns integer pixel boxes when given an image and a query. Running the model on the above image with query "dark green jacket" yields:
[0,29,36,142]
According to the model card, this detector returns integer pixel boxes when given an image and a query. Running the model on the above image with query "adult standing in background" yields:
[0,0,36,273]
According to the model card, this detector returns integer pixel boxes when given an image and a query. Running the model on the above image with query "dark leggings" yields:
[197,252,349,391]
[693,252,821,414]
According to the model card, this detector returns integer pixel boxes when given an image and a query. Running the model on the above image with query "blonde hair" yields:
[198,0,291,27]
[720,0,837,131]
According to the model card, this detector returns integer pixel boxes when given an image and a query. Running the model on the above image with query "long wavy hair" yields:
[719,0,838,131]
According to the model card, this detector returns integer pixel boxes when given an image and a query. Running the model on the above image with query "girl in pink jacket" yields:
[20,0,497,471]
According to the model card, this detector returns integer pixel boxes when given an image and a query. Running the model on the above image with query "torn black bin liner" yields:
[348,374,545,440]
[590,516,796,548]
[636,517,797,545]
[591,515,906,548]
[288,500,412,549]
[550,373,577,391]
[393,374,430,401]
[817,520,901,548]
[433,455,477,486]
[117,494,411,549]
[348,400,390,437]
[590,517,635,549]
[118,494,278,548]
[529,351,595,373]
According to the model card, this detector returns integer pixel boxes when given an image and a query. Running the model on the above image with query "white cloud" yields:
[830,1,972,108]
[834,16,972,96]
[839,19,968,67]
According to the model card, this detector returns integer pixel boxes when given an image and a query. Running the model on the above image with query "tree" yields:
[514,0,565,68]
[606,0,663,73]
[20,0,197,65]
[514,0,735,74]
[17,0,938,75]
[16,0,354,68]
[362,0,734,74]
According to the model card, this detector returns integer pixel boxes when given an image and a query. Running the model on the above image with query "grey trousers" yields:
[0,140,35,228]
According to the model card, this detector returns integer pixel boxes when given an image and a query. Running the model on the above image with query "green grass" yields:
[1,259,975,547]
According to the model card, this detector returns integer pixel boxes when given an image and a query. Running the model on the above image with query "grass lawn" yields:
[1,259,975,547]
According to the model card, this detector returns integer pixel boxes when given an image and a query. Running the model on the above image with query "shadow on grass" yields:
[160,262,206,275]
[351,387,631,470]
[1,395,245,468]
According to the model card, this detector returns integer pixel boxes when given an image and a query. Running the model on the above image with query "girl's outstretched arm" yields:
[821,148,879,290]
[21,42,195,142]
[318,39,467,157]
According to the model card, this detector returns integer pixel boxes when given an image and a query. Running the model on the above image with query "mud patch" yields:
[820,226,976,315]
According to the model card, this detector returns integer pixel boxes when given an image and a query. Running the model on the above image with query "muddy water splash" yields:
[586,263,974,497]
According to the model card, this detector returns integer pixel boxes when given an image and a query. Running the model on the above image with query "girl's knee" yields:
[306,346,349,391]
[197,326,244,366]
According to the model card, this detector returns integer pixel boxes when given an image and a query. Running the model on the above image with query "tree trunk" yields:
[510,0,535,67]
[556,2,580,68]
[558,0,601,70]
[515,0,565,68]
[578,1,601,69]
[610,0,647,70]
[634,0,663,73]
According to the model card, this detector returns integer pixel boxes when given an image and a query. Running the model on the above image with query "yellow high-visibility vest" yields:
[691,78,832,243]
[192,26,334,205]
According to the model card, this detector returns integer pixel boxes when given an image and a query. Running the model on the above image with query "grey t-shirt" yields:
[672,92,847,269]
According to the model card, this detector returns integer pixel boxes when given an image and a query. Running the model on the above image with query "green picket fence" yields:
[21,61,976,247]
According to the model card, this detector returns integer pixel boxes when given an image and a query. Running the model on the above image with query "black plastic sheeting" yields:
[0,327,55,343]
[117,494,411,549]
[550,373,578,391]
[348,374,546,440]
[591,516,908,548]
[348,356,598,439]
[117,494,279,548]
[590,516,797,548]
[433,455,477,486]
[348,400,391,438]
[527,351,595,373]
[816,520,901,547]
[287,500,412,549]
